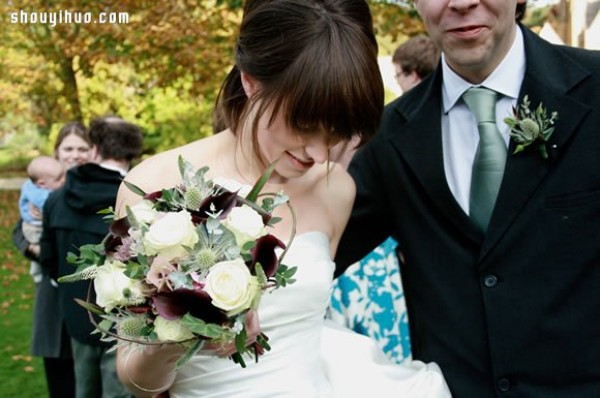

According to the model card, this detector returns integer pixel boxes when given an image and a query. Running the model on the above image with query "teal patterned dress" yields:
[329,237,411,364]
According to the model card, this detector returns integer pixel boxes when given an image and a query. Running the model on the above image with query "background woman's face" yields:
[55,133,90,169]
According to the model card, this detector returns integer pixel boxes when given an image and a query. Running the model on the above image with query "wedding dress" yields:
[169,180,451,398]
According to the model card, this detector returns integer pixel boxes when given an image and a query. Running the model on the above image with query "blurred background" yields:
[1,0,597,175]
[0,1,598,396]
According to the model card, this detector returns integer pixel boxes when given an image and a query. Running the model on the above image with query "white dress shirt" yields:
[100,162,128,177]
[441,27,526,215]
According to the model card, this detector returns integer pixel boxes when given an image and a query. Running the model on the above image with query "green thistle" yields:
[184,186,203,211]
[504,95,558,159]
[119,316,147,337]
[196,248,218,270]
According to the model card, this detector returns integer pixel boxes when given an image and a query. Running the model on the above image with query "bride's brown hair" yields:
[214,0,384,167]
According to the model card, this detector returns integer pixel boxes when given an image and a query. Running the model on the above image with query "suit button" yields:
[497,378,511,392]
[483,274,498,287]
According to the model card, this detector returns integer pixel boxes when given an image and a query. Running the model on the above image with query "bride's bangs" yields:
[265,25,383,145]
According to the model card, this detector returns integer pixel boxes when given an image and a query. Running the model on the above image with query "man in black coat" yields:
[336,1,600,396]
[40,116,143,398]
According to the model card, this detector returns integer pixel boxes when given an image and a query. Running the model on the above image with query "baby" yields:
[19,156,64,283]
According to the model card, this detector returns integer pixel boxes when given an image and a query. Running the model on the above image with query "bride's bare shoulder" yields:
[126,138,221,191]
[117,139,216,214]
[125,148,184,190]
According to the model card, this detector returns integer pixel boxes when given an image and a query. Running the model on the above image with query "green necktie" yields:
[462,87,507,232]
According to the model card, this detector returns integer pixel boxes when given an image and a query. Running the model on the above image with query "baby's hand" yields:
[28,244,41,257]
[28,203,43,220]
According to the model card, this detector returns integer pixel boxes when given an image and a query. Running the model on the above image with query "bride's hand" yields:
[202,309,262,357]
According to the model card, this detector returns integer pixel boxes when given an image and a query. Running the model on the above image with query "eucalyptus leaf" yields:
[97,318,114,333]
[175,339,205,370]
[123,180,146,197]
[180,314,232,339]
[246,159,279,203]
[124,261,146,280]
[74,298,106,315]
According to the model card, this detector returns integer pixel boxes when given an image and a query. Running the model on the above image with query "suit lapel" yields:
[481,27,592,259]
[390,72,482,245]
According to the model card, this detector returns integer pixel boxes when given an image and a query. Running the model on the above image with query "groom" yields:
[336,0,600,396]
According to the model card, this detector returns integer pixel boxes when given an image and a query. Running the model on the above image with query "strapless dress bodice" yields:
[169,178,451,398]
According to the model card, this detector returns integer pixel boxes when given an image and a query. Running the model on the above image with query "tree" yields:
[1,0,241,130]
[369,0,425,45]
[1,0,425,153]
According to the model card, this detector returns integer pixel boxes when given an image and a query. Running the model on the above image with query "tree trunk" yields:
[60,57,83,123]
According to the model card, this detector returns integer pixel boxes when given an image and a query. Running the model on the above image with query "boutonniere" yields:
[504,95,558,159]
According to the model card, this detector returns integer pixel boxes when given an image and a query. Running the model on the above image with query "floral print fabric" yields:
[329,237,411,364]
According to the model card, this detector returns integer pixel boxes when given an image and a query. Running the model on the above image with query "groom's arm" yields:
[334,140,391,276]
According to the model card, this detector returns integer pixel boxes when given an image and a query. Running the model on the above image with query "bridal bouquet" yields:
[60,156,297,368]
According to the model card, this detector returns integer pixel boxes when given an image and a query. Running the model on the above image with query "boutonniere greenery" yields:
[504,95,558,159]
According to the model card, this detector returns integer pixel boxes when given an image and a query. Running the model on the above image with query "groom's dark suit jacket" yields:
[336,26,600,397]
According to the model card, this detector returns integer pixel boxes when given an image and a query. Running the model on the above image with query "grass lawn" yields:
[0,190,48,397]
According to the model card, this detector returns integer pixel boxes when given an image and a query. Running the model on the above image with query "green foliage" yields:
[0,190,47,396]
[0,0,431,172]
[67,243,106,270]
[273,263,297,288]
[369,0,425,44]
[0,150,30,175]
[384,87,400,105]
[174,338,205,370]
[124,260,147,280]
[77,61,216,155]
[524,5,554,28]
[0,116,47,160]
[180,314,234,340]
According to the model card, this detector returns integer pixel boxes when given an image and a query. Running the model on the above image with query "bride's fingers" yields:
[245,309,261,339]
[204,310,263,358]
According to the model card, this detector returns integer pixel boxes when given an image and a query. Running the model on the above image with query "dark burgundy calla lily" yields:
[144,190,163,201]
[109,217,130,237]
[196,190,239,220]
[249,234,286,277]
[103,235,123,254]
[103,217,130,253]
[153,289,228,324]
[126,305,152,314]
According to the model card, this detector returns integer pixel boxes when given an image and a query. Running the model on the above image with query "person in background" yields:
[337,0,600,396]
[392,34,440,94]
[12,121,90,398]
[329,34,440,364]
[40,116,144,398]
[18,156,65,283]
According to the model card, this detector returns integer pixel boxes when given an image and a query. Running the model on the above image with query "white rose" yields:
[224,205,266,247]
[205,259,260,316]
[129,200,157,224]
[153,315,194,342]
[143,210,199,260]
[94,259,145,312]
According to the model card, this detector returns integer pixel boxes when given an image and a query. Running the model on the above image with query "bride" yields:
[115,0,451,397]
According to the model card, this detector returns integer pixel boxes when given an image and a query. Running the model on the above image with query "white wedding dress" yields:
[169,180,451,398]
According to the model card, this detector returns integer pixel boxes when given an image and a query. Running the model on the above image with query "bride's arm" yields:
[324,166,356,257]
[114,153,262,395]
[116,311,262,396]
[117,344,185,397]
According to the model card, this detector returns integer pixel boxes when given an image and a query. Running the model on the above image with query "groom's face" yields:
[414,0,526,84]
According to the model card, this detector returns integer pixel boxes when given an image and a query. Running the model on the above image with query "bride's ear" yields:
[241,71,259,99]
